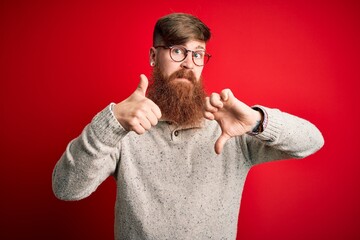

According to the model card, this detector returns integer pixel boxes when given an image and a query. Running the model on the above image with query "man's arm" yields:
[241,106,324,164]
[52,75,161,201]
[204,89,324,158]
[52,104,126,200]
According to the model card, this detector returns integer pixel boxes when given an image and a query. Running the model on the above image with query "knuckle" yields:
[210,92,218,98]
[128,118,139,127]
[133,108,146,118]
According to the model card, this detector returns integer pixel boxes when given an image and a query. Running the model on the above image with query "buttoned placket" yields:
[167,122,181,142]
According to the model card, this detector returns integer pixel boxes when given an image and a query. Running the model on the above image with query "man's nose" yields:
[180,52,194,69]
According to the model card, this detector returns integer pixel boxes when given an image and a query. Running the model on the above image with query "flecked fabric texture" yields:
[52,103,324,240]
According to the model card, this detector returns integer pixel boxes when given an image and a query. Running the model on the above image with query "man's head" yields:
[149,13,211,81]
[147,13,211,127]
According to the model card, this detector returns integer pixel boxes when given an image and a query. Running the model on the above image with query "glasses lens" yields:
[170,47,186,62]
[193,51,207,66]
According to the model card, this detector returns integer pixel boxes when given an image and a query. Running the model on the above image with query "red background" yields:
[1,0,359,239]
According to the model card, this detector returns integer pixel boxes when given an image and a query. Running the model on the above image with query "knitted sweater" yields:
[52,103,324,240]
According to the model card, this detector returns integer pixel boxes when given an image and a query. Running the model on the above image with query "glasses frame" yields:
[154,45,211,66]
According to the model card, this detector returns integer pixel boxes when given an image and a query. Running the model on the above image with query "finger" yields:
[138,116,152,131]
[132,124,146,135]
[204,97,218,113]
[146,112,159,126]
[214,133,231,154]
[203,111,215,120]
[136,74,149,96]
[128,118,146,135]
[210,93,223,108]
[149,101,162,119]
[220,89,233,102]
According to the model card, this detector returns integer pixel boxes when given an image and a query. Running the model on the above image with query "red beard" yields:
[147,66,206,127]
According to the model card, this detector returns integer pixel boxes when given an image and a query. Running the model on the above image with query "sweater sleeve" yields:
[52,103,128,201]
[241,106,324,165]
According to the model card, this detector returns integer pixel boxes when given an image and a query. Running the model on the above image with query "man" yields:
[52,13,324,239]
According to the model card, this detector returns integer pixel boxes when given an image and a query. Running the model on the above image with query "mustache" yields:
[169,69,197,83]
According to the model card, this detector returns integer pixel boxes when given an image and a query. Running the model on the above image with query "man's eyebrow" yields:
[195,45,206,50]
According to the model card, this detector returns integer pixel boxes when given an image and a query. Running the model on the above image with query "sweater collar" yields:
[159,118,205,130]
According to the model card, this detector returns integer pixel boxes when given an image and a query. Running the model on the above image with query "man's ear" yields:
[149,47,156,67]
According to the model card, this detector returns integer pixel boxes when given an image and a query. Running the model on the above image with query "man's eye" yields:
[173,48,183,55]
[194,52,204,59]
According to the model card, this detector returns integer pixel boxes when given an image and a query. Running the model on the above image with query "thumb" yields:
[136,74,149,96]
[214,133,231,155]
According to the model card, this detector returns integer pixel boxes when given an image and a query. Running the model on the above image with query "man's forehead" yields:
[183,40,206,49]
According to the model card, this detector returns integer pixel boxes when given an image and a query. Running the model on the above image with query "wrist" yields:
[112,102,126,127]
[248,107,264,135]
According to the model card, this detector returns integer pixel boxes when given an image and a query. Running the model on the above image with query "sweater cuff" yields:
[89,103,128,146]
[251,106,283,143]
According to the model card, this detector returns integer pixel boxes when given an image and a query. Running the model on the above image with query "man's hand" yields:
[114,74,162,134]
[204,89,262,154]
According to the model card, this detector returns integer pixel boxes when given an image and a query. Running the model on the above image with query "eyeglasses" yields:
[154,45,211,66]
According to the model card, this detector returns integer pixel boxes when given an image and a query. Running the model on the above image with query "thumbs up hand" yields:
[114,74,162,134]
[204,89,262,154]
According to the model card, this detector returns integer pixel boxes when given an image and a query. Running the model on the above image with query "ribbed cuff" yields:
[252,106,283,143]
[89,103,128,146]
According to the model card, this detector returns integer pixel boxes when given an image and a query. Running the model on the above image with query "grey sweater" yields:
[52,103,324,240]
